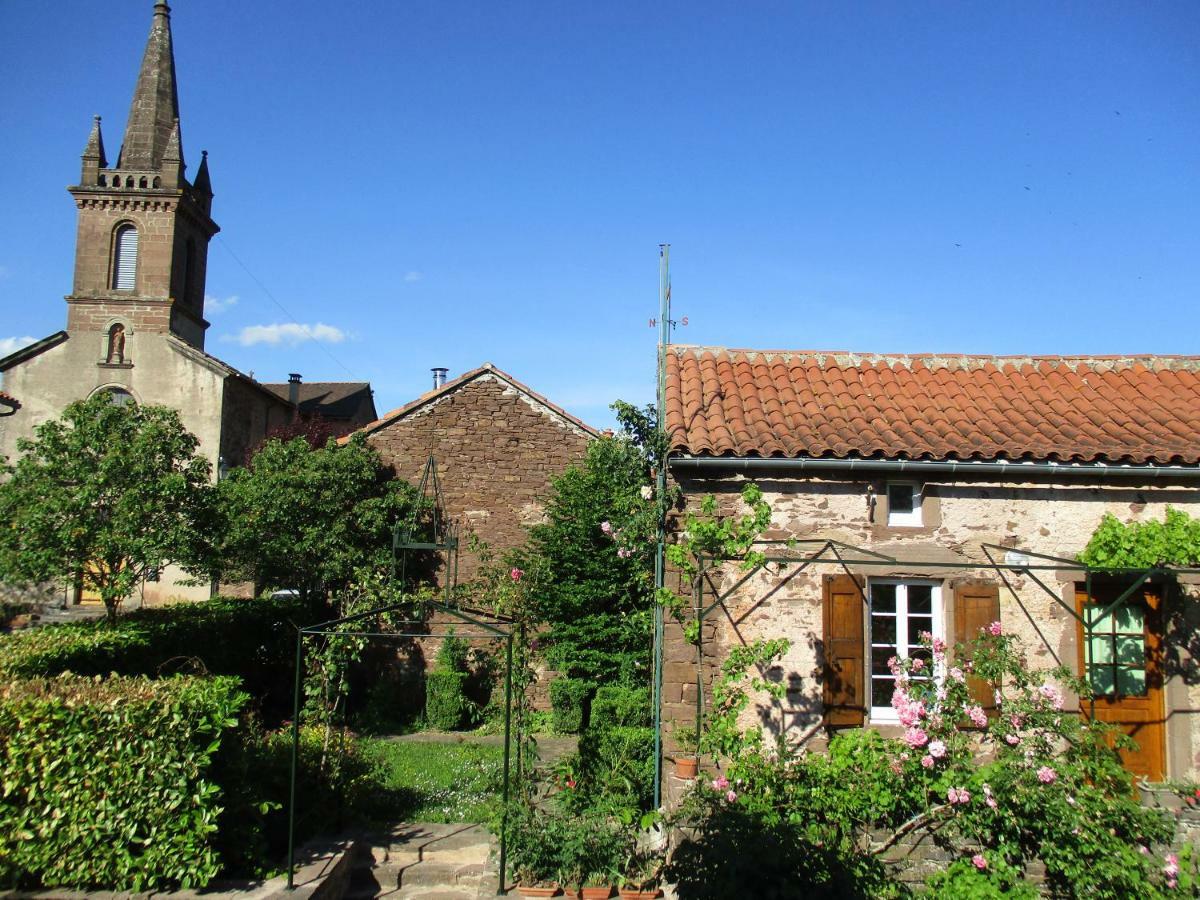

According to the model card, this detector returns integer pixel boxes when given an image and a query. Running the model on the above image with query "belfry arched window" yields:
[112,224,138,291]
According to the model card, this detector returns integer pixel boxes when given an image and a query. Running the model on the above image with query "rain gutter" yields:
[668,455,1200,480]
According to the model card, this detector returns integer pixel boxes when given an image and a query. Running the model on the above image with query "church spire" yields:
[80,115,107,183]
[116,1,180,171]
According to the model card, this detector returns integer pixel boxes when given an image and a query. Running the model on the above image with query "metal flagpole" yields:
[653,244,670,808]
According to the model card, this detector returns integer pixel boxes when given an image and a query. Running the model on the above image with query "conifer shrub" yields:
[425,630,470,730]
[0,674,248,892]
[550,676,595,734]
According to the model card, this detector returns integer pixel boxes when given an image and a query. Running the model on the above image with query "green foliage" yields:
[571,724,656,814]
[214,434,421,599]
[518,418,656,682]
[357,738,503,823]
[1081,507,1200,568]
[425,627,472,730]
[425,671,469,730]
[550,676,595,733]
[0,594,321,720]
[0,393,215,620]
[0,674,247,892]
[504,804,625,889]
[925,856,1038,899]
[591,684,652,728]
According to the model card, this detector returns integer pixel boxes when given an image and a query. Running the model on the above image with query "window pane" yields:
[1118,667,1147,697]
[872,584,896,613]
[908,585,932,614]
[872,616,896,645]
[1115,636,1144,666]
[888,484,914,514]
[871,647,895,676]
[1086,606,1113,633]
[1115,604,1144,634]
[907,617,932,647]
[871,678,895,708]
[1089,664,1115,696]
[1089,636,1114,664]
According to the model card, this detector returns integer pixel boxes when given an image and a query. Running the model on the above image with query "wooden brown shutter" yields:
[823,573,866,727]
[953,581,1001,714]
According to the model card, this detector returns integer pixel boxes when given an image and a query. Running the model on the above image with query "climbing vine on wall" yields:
[1080,506,1200,568]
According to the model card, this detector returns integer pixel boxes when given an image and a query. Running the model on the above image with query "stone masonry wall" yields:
[363,373,592,585]
[661,470,1200,779]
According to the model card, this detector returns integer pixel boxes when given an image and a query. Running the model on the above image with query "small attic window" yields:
[112,225,138,291]
[887,482,922,527]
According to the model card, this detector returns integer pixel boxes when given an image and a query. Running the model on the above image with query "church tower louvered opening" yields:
[67,1,219,351]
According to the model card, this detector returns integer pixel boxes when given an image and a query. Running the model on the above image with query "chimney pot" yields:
[287,373,302,408]
[431,367,449,389]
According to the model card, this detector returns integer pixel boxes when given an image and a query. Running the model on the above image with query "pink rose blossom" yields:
[1009,713,1024,730]
[987,621,1003,636]
[510,567,524,582]
[903,727,929,749]
[1005,733,1020,746]
[1164,854,1179,878]
[931,637,947,655]
[972,854,988,870]
[600,521,613,534]
[949,667,965,682]
[967,705,988,728]
[899,751,910,762]
[725,790,738,803]
[911,658,925,672]
[928,740,947,759]
[947,787,970,805]
[1036,766,1057,784]
[711,775,729,791]
[1039,682,1064,710]
[1139,845,1150,856]
[921,755,935,769]
[982,785,998,810]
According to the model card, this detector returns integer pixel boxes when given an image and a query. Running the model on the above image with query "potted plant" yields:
[508,804,563,897]
[580,816,625,899]
[671,722,700,778]
[617,820,665,900]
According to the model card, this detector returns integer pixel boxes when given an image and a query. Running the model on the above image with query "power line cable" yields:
[214,235,357,379]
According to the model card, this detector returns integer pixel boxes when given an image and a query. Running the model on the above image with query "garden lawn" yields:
[360,738,504,823]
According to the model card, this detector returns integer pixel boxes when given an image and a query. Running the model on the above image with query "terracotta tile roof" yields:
[665,346,1200,465]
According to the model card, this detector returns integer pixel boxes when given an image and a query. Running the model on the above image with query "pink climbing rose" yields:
[972,854,988,871]
[1036,766,1058,784]
[987,621,1003,636]
[947,787,970,805]
[725,789,738,803]
[928,740,947,759]
[510,567,524,582]
[600,521,613,535]
[903,727,929,749]
[966,705,988,728]
[920,755,935,768]
[711,775,729,791]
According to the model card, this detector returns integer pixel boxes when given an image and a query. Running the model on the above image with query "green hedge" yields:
[0,674,248,892]
[550,676,595,734]
[591,684,651,728]
[575,724,656,813]
[0,595,322,718]
[426,670,469,730]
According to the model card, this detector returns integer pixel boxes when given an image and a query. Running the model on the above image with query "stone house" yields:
[348,363,597,584]
[661,345,1200,782]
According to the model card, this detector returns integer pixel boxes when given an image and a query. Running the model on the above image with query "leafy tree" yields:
[1080,507,1200,568]
[0,394,214,621]
[213,434,419,599]
[514,402,658,683]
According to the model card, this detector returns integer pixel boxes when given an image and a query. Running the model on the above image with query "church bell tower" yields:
[66,1,219,351]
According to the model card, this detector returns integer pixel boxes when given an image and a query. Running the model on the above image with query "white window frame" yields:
[868,578,943,723]
[886,481,922,527]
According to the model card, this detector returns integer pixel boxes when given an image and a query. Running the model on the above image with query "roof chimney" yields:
[288,372,302,406]
[431,367,449,389]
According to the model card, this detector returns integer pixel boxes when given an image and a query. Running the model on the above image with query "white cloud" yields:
[228,322,347,347]
[403,271,423,283]
[0,336,37,357]
[204,293,238,314]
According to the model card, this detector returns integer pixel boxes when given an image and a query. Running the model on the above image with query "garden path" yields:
[346,822,499,899]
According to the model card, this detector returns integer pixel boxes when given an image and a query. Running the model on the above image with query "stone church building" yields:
[0,3,371,603]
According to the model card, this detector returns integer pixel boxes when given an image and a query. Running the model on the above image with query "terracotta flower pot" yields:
[675,757,698,778]
[618,888,663,900]
[517,885,561,898]
[582,887,613,900]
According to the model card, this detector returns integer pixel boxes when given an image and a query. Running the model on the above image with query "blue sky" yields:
[2,1,1197,429]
